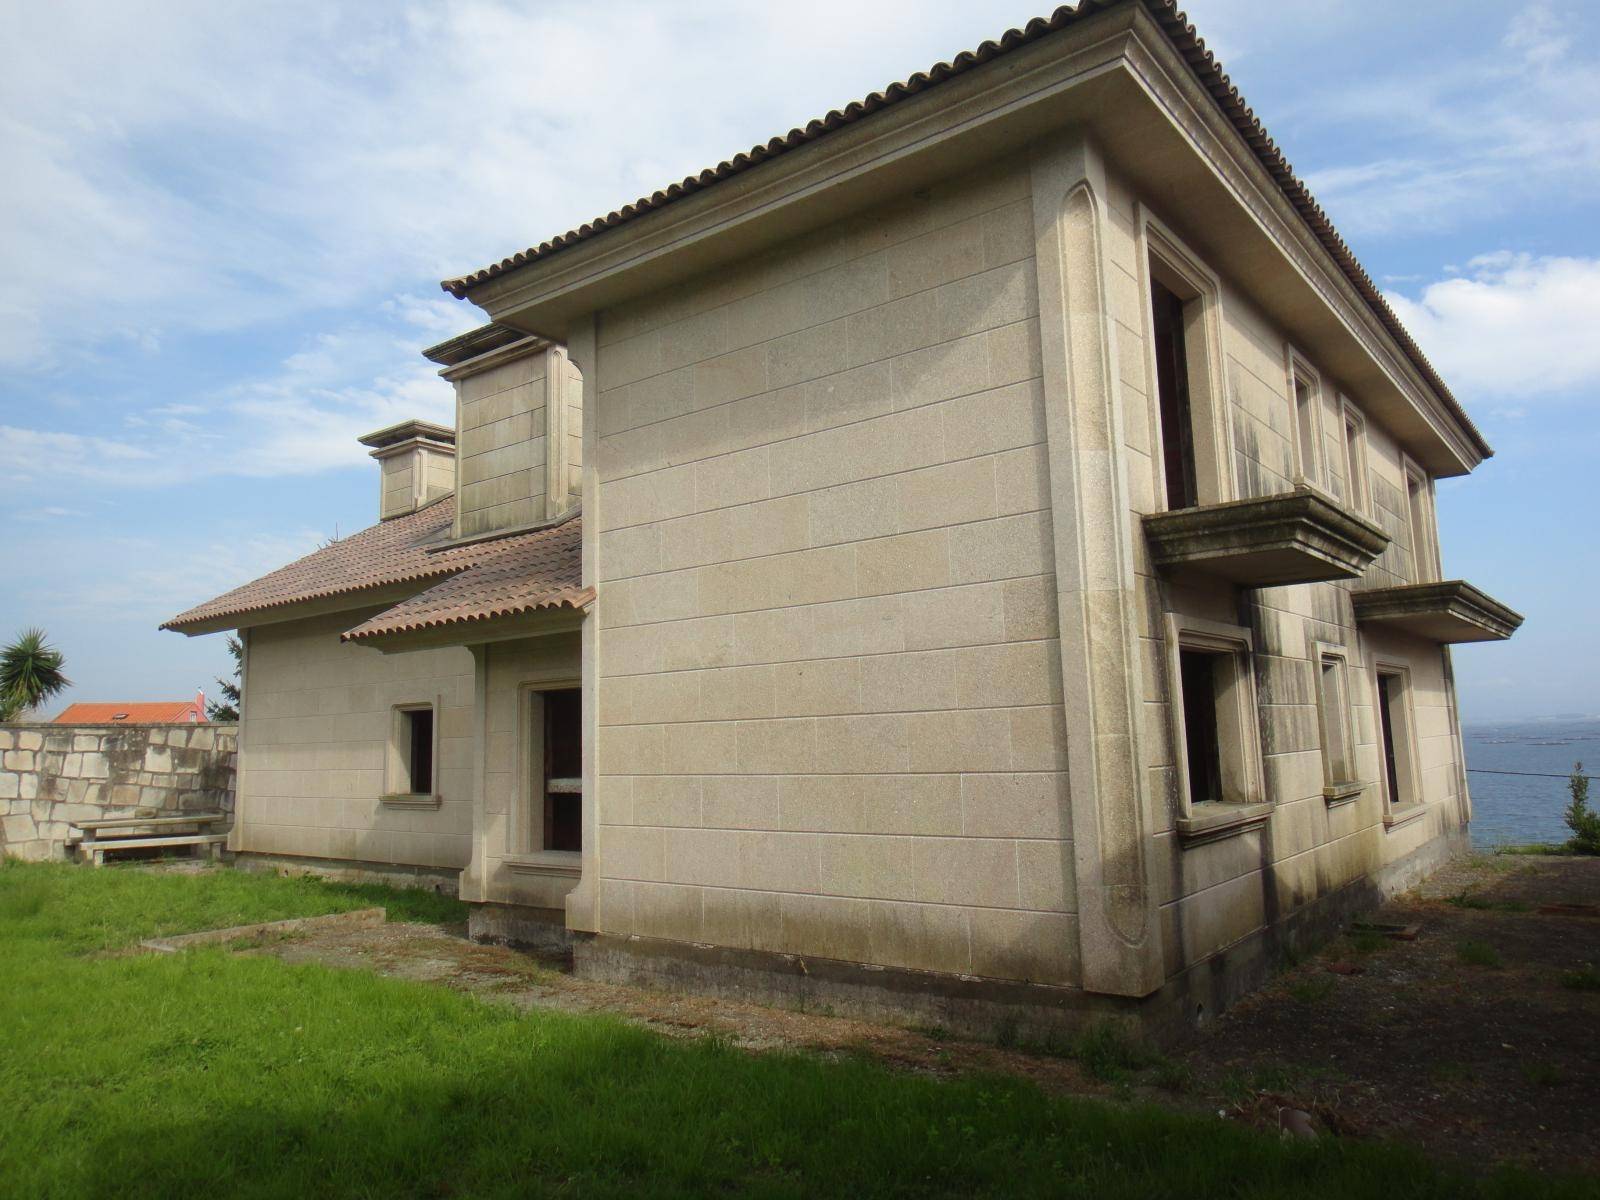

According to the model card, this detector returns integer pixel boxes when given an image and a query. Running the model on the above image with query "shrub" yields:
[1562,761,1600,855]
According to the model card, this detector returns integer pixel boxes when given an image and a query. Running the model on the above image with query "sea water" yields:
[1463,718,1600,849]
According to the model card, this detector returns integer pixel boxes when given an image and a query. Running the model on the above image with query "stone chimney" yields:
[357,419,456,520]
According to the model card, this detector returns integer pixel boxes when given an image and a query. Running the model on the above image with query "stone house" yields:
[165,0,1520,1032]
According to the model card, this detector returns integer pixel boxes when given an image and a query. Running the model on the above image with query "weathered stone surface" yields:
[0,723,235,860]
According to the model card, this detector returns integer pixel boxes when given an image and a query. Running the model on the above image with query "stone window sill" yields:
[1176,801,1273,848]
[1323,781,1364,806]
[379,793,442,810]
[504,851,581,879]
[1383,802,1427,831]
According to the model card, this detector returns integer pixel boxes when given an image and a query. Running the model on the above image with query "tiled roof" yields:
[439,0,1488,460]
[54,701,200,724]
[341,517,588,643]
[162,498,465,632]
[162,492,588,641]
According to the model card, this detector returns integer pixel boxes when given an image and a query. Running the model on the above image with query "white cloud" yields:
[39,529,328,623]
[1386,253,1600,401]
[15,506,90,521]
[0,0,1035,371]
[0,0,1072,495]
[0,298,461,489]
[1297,2,1600,237]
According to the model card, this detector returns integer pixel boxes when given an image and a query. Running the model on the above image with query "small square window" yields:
[390,704,435,797]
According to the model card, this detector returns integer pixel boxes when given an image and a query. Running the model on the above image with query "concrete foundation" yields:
[233,852,460,897]
[467,901,578,952]
[568,827,1468,1045]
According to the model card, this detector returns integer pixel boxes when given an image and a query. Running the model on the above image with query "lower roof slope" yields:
[341,516,588,643]
[162,498,462,632]
[162,495,587,639]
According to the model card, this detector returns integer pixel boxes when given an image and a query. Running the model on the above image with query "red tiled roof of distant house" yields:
[54,701,202,724]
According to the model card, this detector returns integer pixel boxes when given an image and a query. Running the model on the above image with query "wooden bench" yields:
[67,812,228,866]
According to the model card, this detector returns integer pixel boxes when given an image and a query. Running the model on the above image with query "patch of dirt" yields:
[1175,854,1600,1175]
[257,919,1110,1090]
[236,854,1600,1177]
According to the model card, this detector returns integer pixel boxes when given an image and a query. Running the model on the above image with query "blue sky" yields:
[2,0,1595,723]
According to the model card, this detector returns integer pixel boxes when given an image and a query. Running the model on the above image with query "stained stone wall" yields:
[0,723,236,861]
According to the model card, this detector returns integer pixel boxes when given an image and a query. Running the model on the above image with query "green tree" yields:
[206,636,243,723]
[1564,760,1600,855]
[0,628,71,722]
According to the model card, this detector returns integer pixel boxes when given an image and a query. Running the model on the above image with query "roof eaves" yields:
[439,0,1488,461]
[420,323,547,367]
[158,564,469,633]
[340,586,594,644]
[159,496,459,633]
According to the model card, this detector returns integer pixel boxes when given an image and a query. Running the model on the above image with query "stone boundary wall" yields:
[0,723,236,862]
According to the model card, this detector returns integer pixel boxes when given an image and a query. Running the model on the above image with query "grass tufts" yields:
[1288,977,1335,1005]
[1558,964,1600,992]
[1347,929,1389,956]
[1456,940,1504,969]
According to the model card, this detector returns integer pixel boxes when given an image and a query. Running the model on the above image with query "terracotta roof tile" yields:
[439,0,1488,460]
[54,701,201,724]
[163,493,588,641]
[341,517,588,643]
[162,498,464,632]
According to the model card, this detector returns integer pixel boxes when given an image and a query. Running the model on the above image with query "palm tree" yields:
[0,628,71,722]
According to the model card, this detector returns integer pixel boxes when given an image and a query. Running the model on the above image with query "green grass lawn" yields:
[0,860,1593,1200]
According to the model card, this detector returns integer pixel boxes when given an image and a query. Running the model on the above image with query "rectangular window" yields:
[1151,278,1198,509]
[1375,668,1417,813]
[1341,405,1369,513]
[1168,616,1263,819]
[1293,372,1321,486]
[1405,464,1438,582]
[390,705,435,797]
[1179,649,1225,806]
[542,688,583,852]
[1316,653,1355,790]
